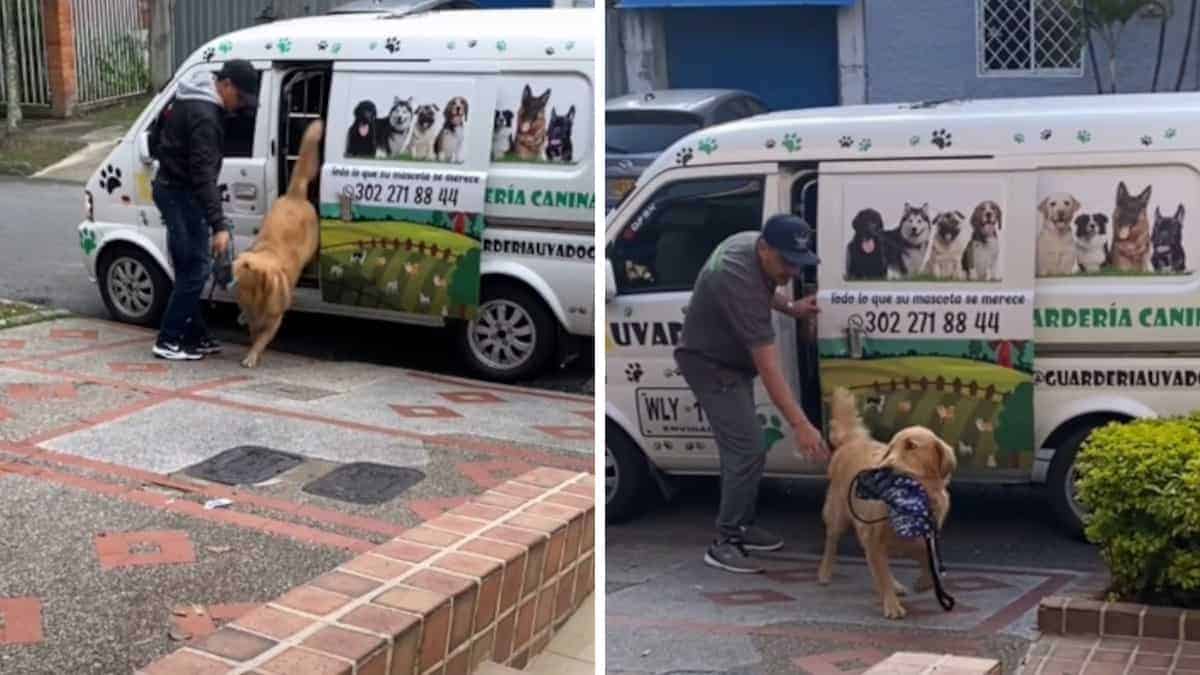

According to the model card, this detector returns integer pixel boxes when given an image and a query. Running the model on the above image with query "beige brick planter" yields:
[1038,596,1200,642]
[864,652,1001,675]
[137,468,595,675]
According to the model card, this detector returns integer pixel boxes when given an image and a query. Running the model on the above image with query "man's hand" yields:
[783,295,820,320]
[212,230,230,257]
[791,418,829,458]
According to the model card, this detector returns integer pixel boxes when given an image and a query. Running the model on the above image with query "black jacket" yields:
[150,73,230,234]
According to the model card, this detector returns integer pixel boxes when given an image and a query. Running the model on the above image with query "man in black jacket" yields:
[151,59,259,360]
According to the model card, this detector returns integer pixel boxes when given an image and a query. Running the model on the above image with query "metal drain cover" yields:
[302,463,425,504]
[184,446,304,486]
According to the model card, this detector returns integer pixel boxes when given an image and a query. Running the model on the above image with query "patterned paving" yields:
[1018,636,1200,675]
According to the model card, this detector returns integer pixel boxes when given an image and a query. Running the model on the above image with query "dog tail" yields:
[286,120,325,201]
[827,386,870,449]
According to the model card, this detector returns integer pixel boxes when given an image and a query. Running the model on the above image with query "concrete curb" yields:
[1038,595,1200,643]
[0,300,72,331]
[136,468,596,674]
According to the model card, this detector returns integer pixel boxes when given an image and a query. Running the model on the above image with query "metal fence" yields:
[0,0,51,107]
[72,0,150,105]
[173,0,342,69]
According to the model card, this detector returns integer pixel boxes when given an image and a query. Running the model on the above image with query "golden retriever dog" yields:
[1037,192,1081,276]
[231,119,324,368]
[817,387,957,620]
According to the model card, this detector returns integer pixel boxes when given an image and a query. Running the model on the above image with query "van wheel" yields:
[607,419,652,524]
[97,245,170,327]
[1047,422,1111,541]
[458,282,554,382]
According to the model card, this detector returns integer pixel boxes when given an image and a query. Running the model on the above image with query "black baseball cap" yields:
[762,214,820,271]
[215,59,259,109]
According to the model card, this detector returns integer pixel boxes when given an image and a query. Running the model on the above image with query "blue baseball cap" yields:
[762,214,820,270]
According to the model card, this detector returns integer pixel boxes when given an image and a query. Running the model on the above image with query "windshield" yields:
[606,110,704,154]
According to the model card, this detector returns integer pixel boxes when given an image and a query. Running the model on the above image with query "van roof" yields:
[636,91,1200,184]
[183,7,592,68]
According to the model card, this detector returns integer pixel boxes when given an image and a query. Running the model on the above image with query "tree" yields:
[1079,0,1170,92]
[1,0,21,130]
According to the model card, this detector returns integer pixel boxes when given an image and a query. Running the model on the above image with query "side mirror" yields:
[605,259,618,302]
[136,130,153,165]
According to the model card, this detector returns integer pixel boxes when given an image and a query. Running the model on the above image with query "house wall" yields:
[863,0,1200,103]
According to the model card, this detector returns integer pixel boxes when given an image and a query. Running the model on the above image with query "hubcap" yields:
[106,257,155,319]
[468,299,536,372]
[605,446,618,503]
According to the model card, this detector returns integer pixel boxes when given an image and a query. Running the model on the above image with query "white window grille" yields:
[978,0,1084,77]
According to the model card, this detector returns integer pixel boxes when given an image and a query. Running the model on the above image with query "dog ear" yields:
[1138,184,1152,203]
[567,104,575,120]
[955,210,966,221]
[1117,181,1129,201]
[1176,203,1186,221]
[938,438,957,481]
[523,84,533,99]
[1070,195,1081,213]
[1037,196,1049,218]
[1156,206,1163,220]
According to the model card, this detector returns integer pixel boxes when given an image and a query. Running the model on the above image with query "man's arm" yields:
[188,114,230,235]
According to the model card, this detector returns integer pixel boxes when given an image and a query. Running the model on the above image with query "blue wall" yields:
[863,0,1200,103]
[662,6,840,110]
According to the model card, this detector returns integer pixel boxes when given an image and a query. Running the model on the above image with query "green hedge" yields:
[1076,415,1200,608]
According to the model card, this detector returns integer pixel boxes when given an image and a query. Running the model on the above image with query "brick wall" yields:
[40,0,77,117]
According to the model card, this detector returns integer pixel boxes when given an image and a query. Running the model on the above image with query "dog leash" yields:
[849,468,956,612]
[207,232,236,308]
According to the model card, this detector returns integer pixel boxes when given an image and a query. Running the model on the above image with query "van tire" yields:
[97,245,171,328]
[1046,422,1108,541]
[606,419,653,524]
[458,281,555,382]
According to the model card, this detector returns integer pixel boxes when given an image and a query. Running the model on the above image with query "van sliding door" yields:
[815,159,1037,479]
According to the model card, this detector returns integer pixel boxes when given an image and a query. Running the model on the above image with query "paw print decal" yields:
[1040,128,1053,141]
[675,147,694,166]
[369,41,379,50]
[331,42,342,54]
[468,39,478,48]
[98,165,122,194]
[1013,132,1026,144]
[1165,127,1178,139]
[218,40,233,55]
[930,129,952,149]
[909,134,921,146]
[496,40,508,52]
[545,46,556,55]
[385,37,401,53]
[782,133,802,152]
[764,138,777,149]
[758,412,785,451]
[446,40,456,50]
[1076,129,1092,144]
[838,136,854,149]
[276,38,292,53]
[565,40,575,51]
[1141,135,1154,146]
[79,228,97,256]
[697,137,718,155]
[625,363,644,383]
[857,138,872,152]
[202,47,215,62]
[264,41,273,50]
[317,40,329,51]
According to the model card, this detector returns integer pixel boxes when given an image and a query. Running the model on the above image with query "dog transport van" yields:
[77,0,594,382]
[605,93,1200,537]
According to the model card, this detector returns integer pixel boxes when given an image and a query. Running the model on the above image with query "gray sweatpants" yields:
[675,351,765,541]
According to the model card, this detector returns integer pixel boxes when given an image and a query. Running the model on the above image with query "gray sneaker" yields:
[703,539,763,574]
[738,525,784,552]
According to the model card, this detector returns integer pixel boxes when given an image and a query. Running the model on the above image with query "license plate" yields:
[635,387,711,437]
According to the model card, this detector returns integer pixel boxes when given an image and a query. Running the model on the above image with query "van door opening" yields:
[788,168,822,428]
[277,64,332,288]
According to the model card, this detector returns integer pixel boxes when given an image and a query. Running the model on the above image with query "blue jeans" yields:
[154,183,212,346]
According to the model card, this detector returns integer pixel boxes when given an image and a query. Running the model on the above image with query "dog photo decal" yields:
[843,188,1005,283]
[1036,170,1195,278]
[343,77,472,164]
[492,74,591,164]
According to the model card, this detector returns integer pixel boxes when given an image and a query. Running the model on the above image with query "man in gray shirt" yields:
[674,214,827,574]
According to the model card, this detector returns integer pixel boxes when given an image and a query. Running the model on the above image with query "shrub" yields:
[1076,414,1200,608]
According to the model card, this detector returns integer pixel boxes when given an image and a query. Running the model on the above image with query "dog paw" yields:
[317,39,329,51]
[838,135,854,149]
[782,132,802,152]
[1141,135,1154,147]
[931,129,952,149]
[675,147,693,166]
[99,165,122,195]
[385,37,401,53]
[202,47,215,62]
[1040,128,1053,141]
[624,362,643,383]
[276,38,292,54]
[241,353,259,369]
[892,579,911,597]
[882,597,907,620]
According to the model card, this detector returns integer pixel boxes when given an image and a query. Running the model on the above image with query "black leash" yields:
[847,470,955,612]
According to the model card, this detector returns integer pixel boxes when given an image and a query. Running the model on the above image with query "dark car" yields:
[606,88,768,211]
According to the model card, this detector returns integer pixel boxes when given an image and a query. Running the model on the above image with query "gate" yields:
[71,0,149,105]
[0,0,51,107]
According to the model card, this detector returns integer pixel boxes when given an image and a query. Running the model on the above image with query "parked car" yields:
[605,89,768,212]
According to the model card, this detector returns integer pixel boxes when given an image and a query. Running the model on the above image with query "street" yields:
[0,178,593,394]
[606,478,1104,674]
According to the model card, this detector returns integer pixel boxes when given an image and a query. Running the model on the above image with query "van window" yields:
[224,104,257,158]
[610,176,764,294]
[340,73,476,165]
[495,74,592,166]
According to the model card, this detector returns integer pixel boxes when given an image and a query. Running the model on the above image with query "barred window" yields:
[979,0,1084,76]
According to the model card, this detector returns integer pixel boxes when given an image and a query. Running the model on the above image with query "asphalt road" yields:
[0,177,593,393]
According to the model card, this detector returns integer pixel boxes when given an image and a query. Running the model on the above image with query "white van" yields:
[78,2,594,382]
[604,92,1200,537]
